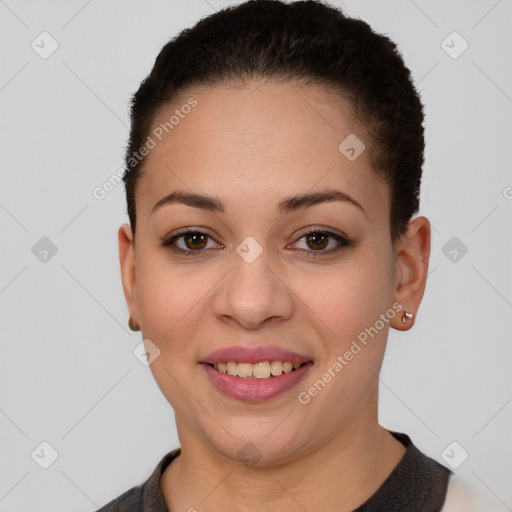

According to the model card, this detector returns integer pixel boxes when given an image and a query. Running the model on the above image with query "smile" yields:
[201,361,314,402]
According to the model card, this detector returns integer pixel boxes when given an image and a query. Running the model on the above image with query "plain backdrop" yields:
[1,1,511,510]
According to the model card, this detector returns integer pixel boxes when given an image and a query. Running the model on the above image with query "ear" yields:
[390,216,431,331]
[118,223,137,323]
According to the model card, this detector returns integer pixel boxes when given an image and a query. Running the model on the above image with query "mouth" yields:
[200,359,314,402]
[199,345,314,401]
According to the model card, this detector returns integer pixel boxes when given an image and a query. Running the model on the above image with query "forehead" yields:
[136,81,388,220]
[149,80,358,161]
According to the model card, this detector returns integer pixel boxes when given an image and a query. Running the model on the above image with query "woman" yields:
[98,1,486,510]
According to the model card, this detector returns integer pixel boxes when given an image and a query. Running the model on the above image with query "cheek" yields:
[134,258,212,411]
[133,254,213,359]
[298,254,393,343]
[294,260,393,422]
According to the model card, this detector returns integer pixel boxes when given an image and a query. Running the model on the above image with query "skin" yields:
[119,80,431,511]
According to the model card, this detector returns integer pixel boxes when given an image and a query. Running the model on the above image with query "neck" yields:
[161,418,406,512]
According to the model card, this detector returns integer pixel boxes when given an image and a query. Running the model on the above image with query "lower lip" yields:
[201,362,313,402]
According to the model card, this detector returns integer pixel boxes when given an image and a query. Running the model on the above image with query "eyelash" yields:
[161,228,352,258]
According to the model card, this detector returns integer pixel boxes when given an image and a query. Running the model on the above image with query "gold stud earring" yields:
[401,311,414,324]
[128,317,141,331]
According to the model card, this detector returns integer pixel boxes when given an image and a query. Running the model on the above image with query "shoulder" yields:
[95,448,181,511]
[441,474,496,512]
[353,431,452,511]
[96,485,144,511]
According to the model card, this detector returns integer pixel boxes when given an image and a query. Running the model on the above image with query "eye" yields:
[162,230,222,256]
[162,227,352,257]
[289,229,351,257]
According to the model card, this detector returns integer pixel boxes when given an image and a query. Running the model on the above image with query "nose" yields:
[213,243,294,330]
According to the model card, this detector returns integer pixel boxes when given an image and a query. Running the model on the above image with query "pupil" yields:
[186,233,206,250]
[308,232,327,250]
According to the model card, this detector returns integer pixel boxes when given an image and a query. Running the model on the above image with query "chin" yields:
[198,420,310,467]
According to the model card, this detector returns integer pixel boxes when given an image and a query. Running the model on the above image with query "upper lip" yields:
[200,345,312,365]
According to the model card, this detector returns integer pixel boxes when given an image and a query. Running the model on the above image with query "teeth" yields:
[237,363,252,378]
[212,360,303,378]
[253,361,271,379]
[270,360,283,376]
[282,362,293,373]
[226,361,238,376]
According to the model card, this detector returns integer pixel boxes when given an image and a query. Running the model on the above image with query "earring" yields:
[401,311,414,324]
[128,317,141,331]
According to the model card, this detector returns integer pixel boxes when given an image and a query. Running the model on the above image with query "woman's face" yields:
[119,80,428,465]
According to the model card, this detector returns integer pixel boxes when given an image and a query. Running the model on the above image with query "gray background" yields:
[1,0,511,510]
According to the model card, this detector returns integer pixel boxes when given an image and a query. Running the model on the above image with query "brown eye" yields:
[305,231,329,250]
[183,232,208,250]
[162,230,222,256]
[289,229,351,257]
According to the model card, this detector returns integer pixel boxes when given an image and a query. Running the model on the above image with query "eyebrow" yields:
[151,189,366,217]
